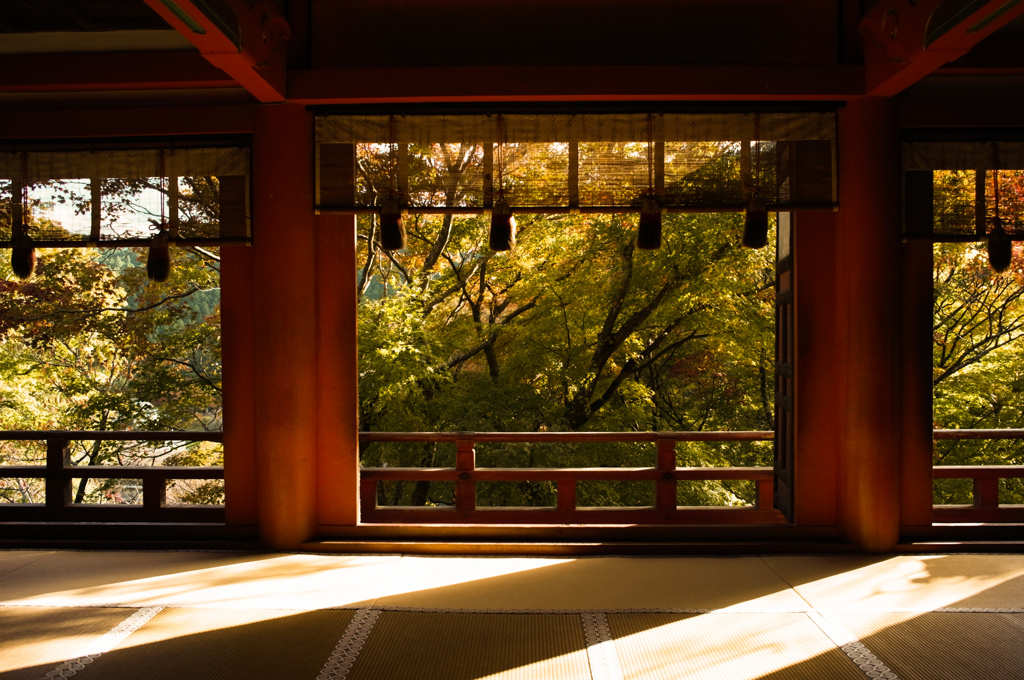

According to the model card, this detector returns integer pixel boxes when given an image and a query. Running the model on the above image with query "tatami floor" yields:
[1,551,1023,679]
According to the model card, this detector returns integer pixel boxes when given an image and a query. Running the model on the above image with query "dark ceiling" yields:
[0,0,168,33]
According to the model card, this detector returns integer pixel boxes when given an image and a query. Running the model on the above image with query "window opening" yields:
[355,209,778,516]
[0,146,242,510]
[905,141,1024,517]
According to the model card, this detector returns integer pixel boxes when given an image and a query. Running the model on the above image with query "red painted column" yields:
[901,241,935,530]
[221,243,257,526]
[793,211,840,528]
[251,104,319,548]
[315,214,360,527]
[835,98,903,551]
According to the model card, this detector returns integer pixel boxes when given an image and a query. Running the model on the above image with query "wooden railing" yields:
[3,428,1024,528]
[358,431,785,525]
[933,429,1024,523]
[0,431,224,523]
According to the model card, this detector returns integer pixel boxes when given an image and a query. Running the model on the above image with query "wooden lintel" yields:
[288,64,865,105]
[143,0,290,103]
[0,105,255,139]
[862,0,1024,97]
[0,51,234,93]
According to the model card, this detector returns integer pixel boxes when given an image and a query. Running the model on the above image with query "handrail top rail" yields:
[0,428,1020,443]
[934,429,1024,439]
[359,431,774,443]
[0,430,223,442]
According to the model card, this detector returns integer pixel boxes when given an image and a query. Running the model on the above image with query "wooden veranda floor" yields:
[1,550,1022,679]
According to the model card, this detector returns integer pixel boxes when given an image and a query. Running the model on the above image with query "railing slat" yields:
[455,439,476,513]
[655,439,677,512]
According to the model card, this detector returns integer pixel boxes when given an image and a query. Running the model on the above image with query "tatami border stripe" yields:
[338,605,714,615]
[581,611,625,680]
[317,608,381,680]
[807,610,900,680]
[36,606,163,680]
[933,607,1024,613]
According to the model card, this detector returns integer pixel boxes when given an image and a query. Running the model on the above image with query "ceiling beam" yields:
[0,104,255,139]
[862,0,1024,96]
[0,52,235,93]
[143,0,290,103]
[289,64,864,105]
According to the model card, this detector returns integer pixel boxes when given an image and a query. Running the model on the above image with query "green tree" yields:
[355,141,777,508]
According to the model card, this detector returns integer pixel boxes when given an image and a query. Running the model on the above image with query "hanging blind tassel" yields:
[379,196,406,251]
[147,234,171,282]
[11,231,36,280]
[636,196,662,250]
[988,221,1013,273]
[742,195,769,249]
[490,199,516,251]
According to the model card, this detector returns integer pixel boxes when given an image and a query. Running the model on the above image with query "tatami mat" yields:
[836,611,1024,680]
[347,611,591,680]
[607,612,865,680]
[0,606,134,680]
[763,554,1024,611]
[0,552,403,609]
[373,556,805,611]
[68,608,354,680]
[1,551,1023,680]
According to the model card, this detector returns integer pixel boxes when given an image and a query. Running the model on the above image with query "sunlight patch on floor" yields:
[765,554,1024,611]
[608,612,865,680]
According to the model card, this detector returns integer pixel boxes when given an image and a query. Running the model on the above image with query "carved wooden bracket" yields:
[144,0,290,103]
[861,0,1024,96]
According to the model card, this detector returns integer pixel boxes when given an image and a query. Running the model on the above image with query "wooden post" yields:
[455,439,476,513]
[45,437,70,516]
[360,479,378,513]
[557,480,576,512]
[251,104,320,548]
[142,473,165,514]
[755,478,775,510]
[315,213,360,527]
[902,240,935,529]
[655,438,677,512]
[221,243,257,526]
[793,210,841,527]
[835,98,903,552]
[974,477,999,510]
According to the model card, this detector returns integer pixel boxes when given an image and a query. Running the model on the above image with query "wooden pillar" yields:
[901,241,935,529]
[221,243,257,526]
[252,104,319,548]
[835,98,902,551]
[315,213,360,527]
[792,210,840,527]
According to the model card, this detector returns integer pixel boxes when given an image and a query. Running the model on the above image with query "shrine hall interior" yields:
[2,0,1024,555]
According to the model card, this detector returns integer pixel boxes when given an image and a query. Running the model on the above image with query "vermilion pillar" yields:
[793,211,840,528]
[221,243,257,526]
[251,104,320,547]
[901,241,935,529]
[315,213,360,527]
[835,98,903,551]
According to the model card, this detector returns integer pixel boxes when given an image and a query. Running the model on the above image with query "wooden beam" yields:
[0,105,255,139]
[143,0,290,103]
[0,52,234,93]
[862,0,1024,96]
[289,64,864,104]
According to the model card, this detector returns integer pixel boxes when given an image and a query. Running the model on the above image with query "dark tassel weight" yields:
[742,195,769,249]
[490,200,516,251]
[147,236,171,282]
[11,234,36,280]
[636,196,662,250]
[379,198,406,251]
[988,221,1013,273]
